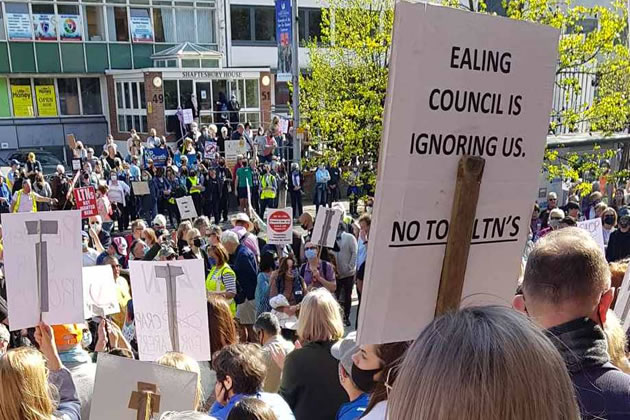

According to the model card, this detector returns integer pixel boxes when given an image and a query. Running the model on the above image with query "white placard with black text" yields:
[176,196,198,220]
[3,210,84,331]
[267,208,293,245]
[358,3,559,344]
[130,259,211,361]
[578,218,605,253]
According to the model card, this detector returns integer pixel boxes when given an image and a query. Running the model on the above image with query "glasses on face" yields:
[548,198,557,202]
[550,217,562,221]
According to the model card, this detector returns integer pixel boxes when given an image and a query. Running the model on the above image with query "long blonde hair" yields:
[604,310,630,374]
[389,306,580,420]
[0,348,55,420]
[157,352,203,411]
[297,288,344,343]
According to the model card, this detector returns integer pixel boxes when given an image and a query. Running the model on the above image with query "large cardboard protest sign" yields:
[132,181,150,196]
[311,207,343,249]
[89,353,198,420]
[267,208,293,245]
[83,265,120,319]
[73,186,98,218]
[3,210,84,330]
[578,218,605,253]
[130,259,211,361]
[615,268,630,332]
[358,3,559,345]
[176,196,198,220]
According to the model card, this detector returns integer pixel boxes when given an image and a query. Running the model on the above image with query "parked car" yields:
[0,149,69,178]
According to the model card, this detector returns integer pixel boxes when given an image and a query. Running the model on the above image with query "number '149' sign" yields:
[73,186,98,218]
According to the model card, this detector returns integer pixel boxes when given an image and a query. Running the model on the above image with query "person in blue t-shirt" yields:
[332,335,369,420]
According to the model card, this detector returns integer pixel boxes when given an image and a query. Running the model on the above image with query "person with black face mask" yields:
[180,228,211,276]
[216,158,232,223]
[606,206,630,262]
[601,207,617,246]
[350,341,410,419]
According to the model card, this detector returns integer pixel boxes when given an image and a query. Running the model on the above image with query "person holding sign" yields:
[0,322,81,420]
[11,179,57,213]
[300,242,336,293]
[514,228,630,419]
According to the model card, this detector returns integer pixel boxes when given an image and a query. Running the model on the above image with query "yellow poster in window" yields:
[11,85,33,117]
[35,85,58,117]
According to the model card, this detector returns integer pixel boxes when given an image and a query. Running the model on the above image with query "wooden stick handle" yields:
[434,156,485,317]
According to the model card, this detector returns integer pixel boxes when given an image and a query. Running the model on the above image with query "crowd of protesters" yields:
[1,128,630,419]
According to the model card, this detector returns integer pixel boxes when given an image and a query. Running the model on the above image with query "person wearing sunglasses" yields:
[539,191,558,229]
[535,208,564,241]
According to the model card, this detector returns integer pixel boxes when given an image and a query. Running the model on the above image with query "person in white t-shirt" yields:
[11,179,57,213]
[146,128,160,149]
[82,231,100,267]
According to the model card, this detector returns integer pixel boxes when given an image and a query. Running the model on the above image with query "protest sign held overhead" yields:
[73,186,98,218]
[578,218,605,253]
[267,207,293,245]
[129,259,211,361]
[614,267,630,332]
[3,210,84,330]
[358,3,559,345]
[82,265,120,319]
[89,353,198,420]
[312,207,343,249]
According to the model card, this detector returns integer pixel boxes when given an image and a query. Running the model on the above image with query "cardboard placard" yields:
[614,267,630,332]
[83,265,120,319]
[89,353,198,420]
[3,210,84,330]
[129,259,211,361]
[73,186,98,218]
[132,181,150,196]
[577,218,605,253]
[176,196,198,220]
[311,208,343,249]
[267,208,293,245]
[358,3,559,345]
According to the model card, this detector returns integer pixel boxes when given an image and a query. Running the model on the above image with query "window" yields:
[197,8,215,43]
[11,79,34,118]
[107,6,129,41]
[175,8,196,41]
[179,80,193,108]
[153,8,175,42]
[254,8,275,42]
[231,7,251,41]
[80,78,103,115]
[57,78,80,116]
[0,7,7,41]
[116,81,147,132]
[245,79,259,109]
[32,4,57,41]
[84,6,106,41]
[231,6,275,44]
[164,80,178,110]
[299,8,322,44]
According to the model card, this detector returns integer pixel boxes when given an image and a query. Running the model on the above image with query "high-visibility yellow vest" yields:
[188,177,200,194]
[206,264,237,316]
[261,174,276,199]
[13,189,37,213]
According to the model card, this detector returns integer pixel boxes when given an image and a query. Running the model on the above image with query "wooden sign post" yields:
[128,382,161,420]
[435,156,485,317]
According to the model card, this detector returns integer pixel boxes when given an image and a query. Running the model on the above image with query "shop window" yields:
[175,8,196,42]
[58,78,80,116]
[32,4,57,41]
[107,6,129,42]
[164,80,178,110]
[196,8,215,44]
[153,8,175,42]
[34,78,58,117]
[85,6,106,41]
[10,79,34,118]
[80,78,102,115]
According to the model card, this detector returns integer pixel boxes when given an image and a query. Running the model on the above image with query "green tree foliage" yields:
[299,0,629,193]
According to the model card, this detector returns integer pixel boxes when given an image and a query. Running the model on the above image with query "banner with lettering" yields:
[35,85,58,117]
[11,85,34,117]
[33,14,57,41]
[59,14,82,41]
[7,12,32,41]
[73,186,98,218]
[275,0,293,82]
[130,15,154,43]
[144,148,168,168]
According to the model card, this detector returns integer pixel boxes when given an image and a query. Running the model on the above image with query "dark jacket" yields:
[288,171,304,192]
[280,341,348,420]
[546,318,630,420]
[230,244,258,303]
[606,229,630,262]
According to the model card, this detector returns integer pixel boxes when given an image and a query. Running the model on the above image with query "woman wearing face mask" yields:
[601,207,617,246]
[350,341,410,419]
[269,256,307,317]
[205,243,237,316]
[299,242,336,293]
[180,228,211,276]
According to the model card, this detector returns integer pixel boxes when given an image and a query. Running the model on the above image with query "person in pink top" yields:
[231,212,260,260]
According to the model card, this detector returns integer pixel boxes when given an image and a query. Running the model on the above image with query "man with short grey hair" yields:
[514,227,630,419]
[539,191,558,229]
[253,313,294,392]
